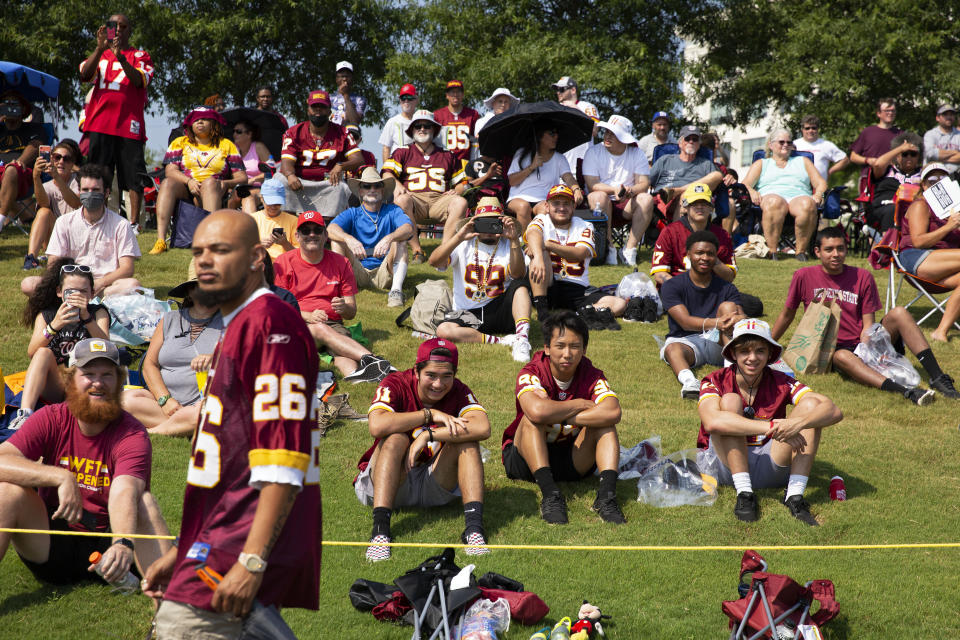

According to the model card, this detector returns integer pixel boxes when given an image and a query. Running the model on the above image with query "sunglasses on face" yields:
[774,140,792,146]
[545,129,559,136]
[803,126,818,131]
[400,95,416,102]
[298,226,325,236]
[51,153,73,162]
[61,264,92,274]
[684,136,700,143]
[411,123,433,131]
[901,151,919,158]
[359,183,383,190]
[233,129,248,135]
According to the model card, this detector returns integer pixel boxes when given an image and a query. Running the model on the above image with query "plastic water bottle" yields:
[88,551,140,594]
[549,617,572,640]
[592,202,604,219]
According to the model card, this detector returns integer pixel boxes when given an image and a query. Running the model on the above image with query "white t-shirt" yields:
[508,152,572,203]
[792,137,846,180]
[525,213,596,287]
[581,143,650,196]
[449,237,514,310]
[378,113,414,154]
[562,100,600,174]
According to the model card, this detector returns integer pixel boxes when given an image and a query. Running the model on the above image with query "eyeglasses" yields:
[901,151,919,158]
[61,264,92,274]
[411,123,434,130]
[298,226,325,236]
[400,95,416,102]
[359,183,383,189]
[51,153,73,162]
[743,406,756,419]
[802,126,819,131]
[773,140,792,146]
[233,129,249,135]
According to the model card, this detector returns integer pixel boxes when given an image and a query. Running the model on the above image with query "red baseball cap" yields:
[296,211,326,229]
[307,90,331,106]
[416,337,458,369]
[445,80,464,91]
[400,83,417,97]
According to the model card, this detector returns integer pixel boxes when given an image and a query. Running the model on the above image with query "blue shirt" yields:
[660,271,741,338]
[331,203,410,269]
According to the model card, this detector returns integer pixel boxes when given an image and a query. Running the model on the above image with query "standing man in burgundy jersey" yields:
[79,13,153,230]
[433,80,480,168]
[144,211,322,638]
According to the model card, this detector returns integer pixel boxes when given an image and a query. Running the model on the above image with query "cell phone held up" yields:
[472,216,503,235]
[39,145,51,163]
[105,20,118,41]
[272,227,284,238]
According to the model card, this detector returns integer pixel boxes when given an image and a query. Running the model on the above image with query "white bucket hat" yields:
[483,88,520,111]
[597,114,637,145]
[721,318,783,363]
[405,109,441,137]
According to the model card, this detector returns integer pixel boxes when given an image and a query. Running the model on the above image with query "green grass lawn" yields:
[1,227,959,639]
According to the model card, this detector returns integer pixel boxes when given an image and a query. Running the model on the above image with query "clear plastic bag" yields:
[637,447,719,507]
[458,597,510,640]
[616,272,662,313]
[853,323,921,388]
[103,287,172,343]
[615,436,661,479]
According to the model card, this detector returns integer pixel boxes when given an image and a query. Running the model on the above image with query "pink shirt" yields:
[46,207,141,279]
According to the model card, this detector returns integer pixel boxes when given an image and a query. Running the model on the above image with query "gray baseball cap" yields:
[69,338,121,368]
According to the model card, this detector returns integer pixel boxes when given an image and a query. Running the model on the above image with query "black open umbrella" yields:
[477,100,594,158]
[222,106,287,160]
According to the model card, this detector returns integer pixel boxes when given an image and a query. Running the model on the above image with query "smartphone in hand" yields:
[105,20,118,40]
[272,227,284,238]
[39,145,51,163]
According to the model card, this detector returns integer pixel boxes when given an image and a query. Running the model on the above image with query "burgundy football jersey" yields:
[696,366,810,449]
[281,121,360,181]
[163,290,322,612]
[502,351,617,448]
[433,106,480,165]
[382,143,462,194]
[650,219,737,280]
[357,368,485,472]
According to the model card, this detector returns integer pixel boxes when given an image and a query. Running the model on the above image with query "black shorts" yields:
[546,280,605,311]
[17,514,113,585]
[502,442,595,482]
[86,132,147,193]
[445,279,530,335]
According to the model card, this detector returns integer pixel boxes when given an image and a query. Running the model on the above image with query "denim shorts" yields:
[898,248,931,274]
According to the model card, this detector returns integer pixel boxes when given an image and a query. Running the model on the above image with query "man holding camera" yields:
[79,14,153,231]
[427,197,533,362]
[0,90,46,231]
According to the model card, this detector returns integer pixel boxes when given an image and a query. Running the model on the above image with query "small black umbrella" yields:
[478,100,594,158]
[222,106,287,160]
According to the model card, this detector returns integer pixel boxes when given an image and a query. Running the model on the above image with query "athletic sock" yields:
[390,255,408,292]
[677,368,697,386]
[785,474,809,500]
[916,348,944,379]
[881,378,908,395]
[533,466,559,497]
[598,469,618,498]
[371,507,392,538]
[0,214,7,228]
[732,472,753,495]
[515,317,531,340]
[482,334,501,344]
[532,296,549,318]
[463,501,484,534]
[622,247,638,265]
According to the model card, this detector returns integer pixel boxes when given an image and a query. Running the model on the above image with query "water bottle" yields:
[549,617,572,640]
[592,202,604,219]
[88,551,140,594]
[775,619,797,639]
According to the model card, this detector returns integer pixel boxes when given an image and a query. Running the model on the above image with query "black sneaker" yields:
[783,494,819,526]
[795,251,809,262]
[904,387,936,406]
[370,356,397,383]
[929,373,960,399]
[576,305,601,331]
[22,253,39,270]
[540,491,568,524]
[734,491,759,522]
[642,297,659,323]
[344,355,386,384]
[592,493,626,524]
[595,307,621,331]
[623,298,644,322]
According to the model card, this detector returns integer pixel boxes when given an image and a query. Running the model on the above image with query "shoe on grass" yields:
[7,408,32,431]
[410,250,426,264]
[387,289,405,308]
[365,534,391,562]
[596,307,621,331]
[929,373,960,399]
[904,387,936,406]
[344,355,390,384]
[592,492,626,524]
[461,529,491,556]
[511,338,531,363]
[734,491,759,522]
[681,378,700,400]
[605,246,618,265]
[783,494,819,526]
[148,238,168,255]
[540,490,568,524]
[22,253,40,270]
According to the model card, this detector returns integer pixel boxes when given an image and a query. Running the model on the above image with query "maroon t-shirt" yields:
[784,265,882,348]
[163,291,322,612]
[900,200,960,250]
[650,219,737,281]
[8,404,151,532]
[434,106,481,165]
[850,125,902,181]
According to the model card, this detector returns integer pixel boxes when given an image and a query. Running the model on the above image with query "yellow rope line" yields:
[3,529,960,551]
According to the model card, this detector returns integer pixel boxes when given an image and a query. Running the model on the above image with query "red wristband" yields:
[769,420,774,430]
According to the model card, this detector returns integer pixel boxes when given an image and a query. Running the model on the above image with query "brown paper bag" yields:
[783,298,842,374]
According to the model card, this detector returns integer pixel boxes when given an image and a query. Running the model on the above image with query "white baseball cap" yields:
[335,61,353,73]
[597,114,637,145]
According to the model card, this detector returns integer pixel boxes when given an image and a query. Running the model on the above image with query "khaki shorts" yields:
[409,191,460,224]
[343,250,393,290]
[155,600,242,640]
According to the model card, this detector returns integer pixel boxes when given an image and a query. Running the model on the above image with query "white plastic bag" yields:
[104,287,172,343]
[458,597,510,640]
[615,436,661,479]
[637,447,719,507]
[616,271,663,314]
[853,323,921,388]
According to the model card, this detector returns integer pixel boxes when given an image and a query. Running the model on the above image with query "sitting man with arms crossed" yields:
[527,184,626,327]
[501,310,625,525]
[660,230,744,399]
[427,197,533,362]
[328,166,413,308]
[0,338,171,588]
[698,319,843,525]
[356,338,491,561]
[771,225,958,404]
[273,211,395,383]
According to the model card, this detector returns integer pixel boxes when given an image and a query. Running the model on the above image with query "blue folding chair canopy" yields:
[0,62,60,103]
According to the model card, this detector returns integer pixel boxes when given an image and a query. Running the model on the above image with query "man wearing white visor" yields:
[582,115,650,266]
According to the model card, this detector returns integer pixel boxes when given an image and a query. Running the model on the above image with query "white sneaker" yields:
[129,221,141,235]
[511,339,532,362]
[681,378,700,399]
[7,408,32,431]
[605,246,619,265]
[499,333,518,347]
[387,290,404,308]
[622,248,638,266]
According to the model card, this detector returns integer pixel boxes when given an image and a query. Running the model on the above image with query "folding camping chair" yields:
[649,142,728,243]
[870,182,960,332]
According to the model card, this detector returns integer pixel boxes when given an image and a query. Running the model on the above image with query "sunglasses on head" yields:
[411,123,434,130]
[61,264,92,274]
[359,182,383,189]
[925,173,947,184]
[298,225,325,236]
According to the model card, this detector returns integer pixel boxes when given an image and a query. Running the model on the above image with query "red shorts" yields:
[0,162,33,200]
[610,197,631,227]
[654,192,682,220]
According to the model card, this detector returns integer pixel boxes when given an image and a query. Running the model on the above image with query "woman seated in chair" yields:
[150,106,247,254]
[869,132,922,232]
[742,128,827,261]
[226,119,271,213]
[23,139,82,270]
[7,258,111,430]
[507,120,584,229]
[121,279,222,435]
[900,163,960,342]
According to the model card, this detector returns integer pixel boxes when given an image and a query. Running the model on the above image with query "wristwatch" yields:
[238,552,267,573]
[114,537,135,551]
[157,394,171,407]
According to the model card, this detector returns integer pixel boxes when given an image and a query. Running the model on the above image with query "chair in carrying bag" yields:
[394,280,454,336]
[170,200,209,248]
[722,550,839,639]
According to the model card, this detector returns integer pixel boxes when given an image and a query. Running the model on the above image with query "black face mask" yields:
[309,114,329,127]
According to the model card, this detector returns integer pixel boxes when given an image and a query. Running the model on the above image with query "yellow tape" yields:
[2,528,960,551]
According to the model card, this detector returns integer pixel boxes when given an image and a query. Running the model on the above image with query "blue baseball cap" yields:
[261,178,285,206]
[652,111,670,122]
